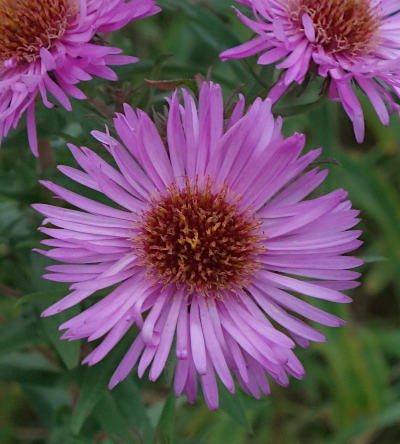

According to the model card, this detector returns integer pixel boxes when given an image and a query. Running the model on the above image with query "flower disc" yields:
[134,178,264,298]
[0,0,74,64]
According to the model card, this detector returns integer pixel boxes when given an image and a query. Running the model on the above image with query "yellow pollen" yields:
[0,0,76,65]
[289,0,381,56]
[133,177,265,299]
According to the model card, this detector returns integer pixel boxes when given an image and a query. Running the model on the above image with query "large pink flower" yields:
[220,0,400,142]
[33,82,362,410]
[0,0,160,156]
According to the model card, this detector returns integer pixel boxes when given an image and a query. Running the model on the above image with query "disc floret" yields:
[134,177,265,299]
[289,0,381,56]
[0,0,74,64]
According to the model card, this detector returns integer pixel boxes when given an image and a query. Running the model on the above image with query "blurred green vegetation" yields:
[1,1,400,443]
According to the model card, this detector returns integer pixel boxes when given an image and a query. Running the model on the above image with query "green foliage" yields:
[71,356,118,435]
[0,2,400,444]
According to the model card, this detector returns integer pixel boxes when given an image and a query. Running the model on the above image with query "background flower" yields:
[33,82,362,410]
[220,0,400,143]
[0,0,160,156]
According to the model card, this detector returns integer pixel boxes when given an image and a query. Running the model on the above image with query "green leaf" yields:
[15,290,67,307]
[0,352,59,385]
[219,386,251,432]
[46,427,95,444]
[329,152,400,292]
[13,288,80,369]
[374,328,400,360]
[335,155,400,241]
[0,319,39,357]
[93,392,135,444]
[275,95,327,118]
[70,355,117,435]
[328,402,400,444]
[113,376,154,443]
[40,305,81,370]
[0,201,30,241]
[163,0,241,50]
[23,384,70,428]
[154,391,176,444]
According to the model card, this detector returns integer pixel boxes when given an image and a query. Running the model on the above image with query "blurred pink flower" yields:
[33,82,362,409]
[220,0,400,142]
[0,0,160,155]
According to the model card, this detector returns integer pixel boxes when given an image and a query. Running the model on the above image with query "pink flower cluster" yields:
[221,0,400,142]
[0,0,160,155]
[0,0,367,411]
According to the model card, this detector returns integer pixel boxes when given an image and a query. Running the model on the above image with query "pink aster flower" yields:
[33,82,362,410]
[220,0,400,143]
[0,0,160,156]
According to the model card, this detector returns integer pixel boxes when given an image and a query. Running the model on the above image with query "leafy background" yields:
[1,1,400,443]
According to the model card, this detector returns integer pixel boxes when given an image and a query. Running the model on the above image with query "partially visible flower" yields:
[220,0,400,142]
[0,0,160,155]
[33,82,362,410]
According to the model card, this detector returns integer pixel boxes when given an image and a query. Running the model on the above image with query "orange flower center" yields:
[0,0,76,65]
[134,178,264,299]
[289,0,381,56]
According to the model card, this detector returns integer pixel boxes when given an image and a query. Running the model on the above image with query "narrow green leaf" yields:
[328,402,400,444]
[46,427,95,444]
[154,391,176,444]
[219,386,251,432]
[374,328,400,360]
[113,376,154,443]
[0,352,59,384]
[0,319,39,357]
[40,305,81,370]
[23,384,70,428]
[163,0,240,49]
[93,392,134,444]
[70,357,116,435]
[15,290,67,307]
